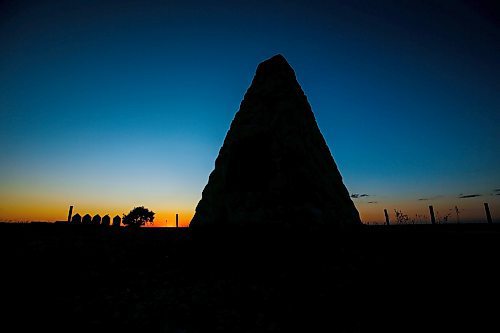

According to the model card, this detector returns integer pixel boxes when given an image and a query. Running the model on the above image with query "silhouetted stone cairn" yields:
[82,214,92,224]
[101,215,111,226]
[190,54,361,227]
[112,215,121,227]
[71,213,82,224]
[91,214,101,225]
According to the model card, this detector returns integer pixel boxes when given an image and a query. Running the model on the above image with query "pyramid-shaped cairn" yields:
[190,54,361,227]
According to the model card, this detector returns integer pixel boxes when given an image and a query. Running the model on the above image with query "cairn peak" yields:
[190,55,361,227]
[258,54,291,69]
[250,54,297,93]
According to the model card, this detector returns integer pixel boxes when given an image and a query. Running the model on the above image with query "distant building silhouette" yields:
[91,214,101,225]
[101,215,111,226]
[112,215,121,227]
[71,213,82,224]
[82,214,92,224]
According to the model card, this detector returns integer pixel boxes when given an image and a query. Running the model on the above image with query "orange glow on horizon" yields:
[0,199,195,227]
[151,210,194,227]
[1,195,498,226]
[355,197,499,224]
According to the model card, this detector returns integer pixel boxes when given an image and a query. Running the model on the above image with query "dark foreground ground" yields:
[1,223,499,332]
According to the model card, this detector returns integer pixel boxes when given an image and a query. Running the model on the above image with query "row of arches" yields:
[70,214,121,226]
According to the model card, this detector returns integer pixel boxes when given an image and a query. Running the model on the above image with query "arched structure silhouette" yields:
[101,215,111,226]
[112,215,121,227]
[82,214,92,224]
[91,214,101,225]
[71,213,82,224]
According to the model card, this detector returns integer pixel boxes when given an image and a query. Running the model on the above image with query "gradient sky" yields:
[1,0,499,225]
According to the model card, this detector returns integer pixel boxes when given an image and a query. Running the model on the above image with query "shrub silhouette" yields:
[122,206,155,228]
[394,209,411,224]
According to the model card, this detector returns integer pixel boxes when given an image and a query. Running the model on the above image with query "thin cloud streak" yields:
[351,193,370,199]
[418,195,443,201]
[458,194,481,199]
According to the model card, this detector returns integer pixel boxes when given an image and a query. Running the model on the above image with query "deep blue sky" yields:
[1,0,499,223]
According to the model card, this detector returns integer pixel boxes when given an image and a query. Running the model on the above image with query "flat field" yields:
[1,223,499,332]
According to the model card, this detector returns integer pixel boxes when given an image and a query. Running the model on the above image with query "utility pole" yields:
[176,213,179,228]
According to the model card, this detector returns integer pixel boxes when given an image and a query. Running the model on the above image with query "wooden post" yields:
[176,213,179,228]
[67,205,73,223]
[429,205,436,225]
[484,203,492,224]
[384,209,390,225]
[429,206,436,224]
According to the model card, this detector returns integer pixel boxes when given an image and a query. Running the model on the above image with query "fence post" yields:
[67,205,73,223]
[176,213,179,228]
[484,203,492,224]
[429,205,436,225]
[384,209,390,225]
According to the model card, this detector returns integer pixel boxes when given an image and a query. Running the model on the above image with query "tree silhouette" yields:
[122,206,155,228]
